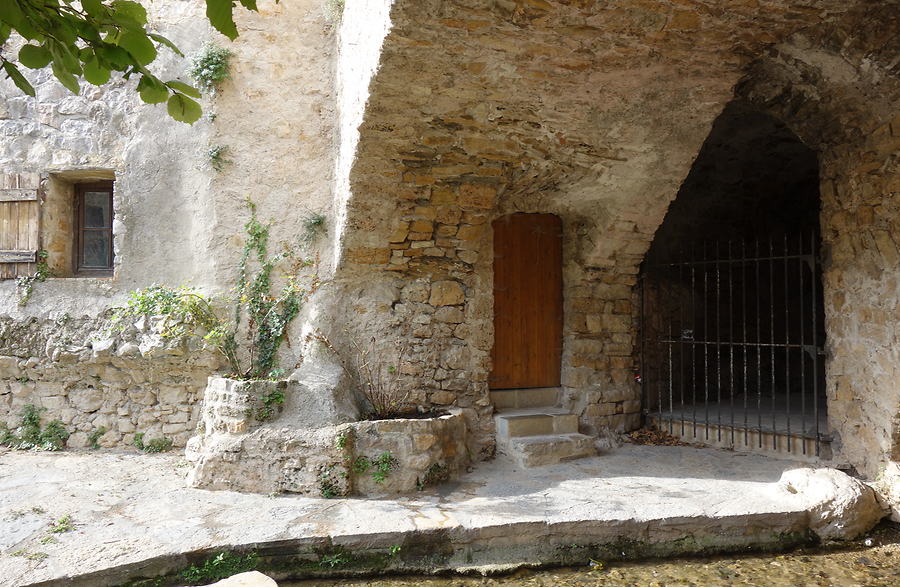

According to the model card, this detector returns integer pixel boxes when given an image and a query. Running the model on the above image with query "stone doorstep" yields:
[494,406,597,468]
[495,408,579,437]
[489,387,561,410]
[649,417,834,464]
[500,433,597,468]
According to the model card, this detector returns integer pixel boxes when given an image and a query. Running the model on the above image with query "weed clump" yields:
[0,405,68,451]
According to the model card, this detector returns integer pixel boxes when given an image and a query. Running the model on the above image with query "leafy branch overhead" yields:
[0,0,263,124]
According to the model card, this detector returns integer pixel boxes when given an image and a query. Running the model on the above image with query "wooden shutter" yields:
[0,173,40,279]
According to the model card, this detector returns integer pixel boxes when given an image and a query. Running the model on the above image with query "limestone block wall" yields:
[0,316,223,449]
[331,0,900,475]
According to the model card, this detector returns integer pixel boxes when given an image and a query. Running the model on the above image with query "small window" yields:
[75,182,114,274]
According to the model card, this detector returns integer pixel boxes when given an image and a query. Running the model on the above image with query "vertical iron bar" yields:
[811,231,820,457]
[716,240,722,442]
[784,234,791,452]
[769,236,777,450]
[756,237,763,448]
[742,239,749,446]
[641,264,647,428]
[656,255,665,432]
[691,242,698,438]
[728,239,735,446]
[704,241,710,440]
[666,249,674,435]
[799,232,807,455]
[679,247,685,437]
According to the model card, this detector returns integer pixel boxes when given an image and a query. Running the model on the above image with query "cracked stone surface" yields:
[0,444,883,587]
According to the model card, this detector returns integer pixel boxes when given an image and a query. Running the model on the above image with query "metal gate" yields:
[639,233,827,456]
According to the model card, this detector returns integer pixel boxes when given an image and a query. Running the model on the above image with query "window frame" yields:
[74,181,114,275]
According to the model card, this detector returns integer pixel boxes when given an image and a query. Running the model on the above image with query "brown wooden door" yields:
[490,213,563,389]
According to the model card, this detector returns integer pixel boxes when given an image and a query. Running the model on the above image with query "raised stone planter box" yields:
[347,410,468,496]
[186,376,469,496]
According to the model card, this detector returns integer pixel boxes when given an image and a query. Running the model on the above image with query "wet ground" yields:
[285,521,900,587]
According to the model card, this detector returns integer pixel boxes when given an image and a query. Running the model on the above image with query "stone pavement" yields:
[0,444,883,587]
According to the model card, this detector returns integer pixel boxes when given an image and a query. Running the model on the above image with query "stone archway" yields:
[714,16,900,477]
[640,99,828,458]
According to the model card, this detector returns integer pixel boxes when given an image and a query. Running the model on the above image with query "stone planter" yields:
[342,410,469,496]
[186,376,469,496]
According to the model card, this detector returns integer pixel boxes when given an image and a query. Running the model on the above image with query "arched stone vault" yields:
[330,0,900,471]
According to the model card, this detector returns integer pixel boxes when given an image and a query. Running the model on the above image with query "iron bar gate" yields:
[639,233,827,456]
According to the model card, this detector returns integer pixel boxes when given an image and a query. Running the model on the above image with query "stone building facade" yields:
[2,0,900,507]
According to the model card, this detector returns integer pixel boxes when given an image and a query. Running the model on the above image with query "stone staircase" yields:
[491,388,596,467]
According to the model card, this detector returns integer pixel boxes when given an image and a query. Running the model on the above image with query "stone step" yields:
[499,433,597,468]
[495,407,579,438]
[490,387,560,410]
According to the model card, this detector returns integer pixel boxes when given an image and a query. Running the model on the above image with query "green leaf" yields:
[48,42,81,73]
[110,0,148,25]
[81,0,105,18]
[2,61,35,97]
[96,44,132,68]
[167,93,202,124]
[239,0,258,10]
[83,56,111,85]
[165,80,201,99]
[206,0,238,40]
[0,0,26,29]
[148,32,183,56]
[0,23,11,46]
[117,30,157,65]
[138,75,169,104]
[18,44,52,69]
[51,61,81,94]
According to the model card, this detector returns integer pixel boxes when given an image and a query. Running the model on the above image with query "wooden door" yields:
[490,214,563,389]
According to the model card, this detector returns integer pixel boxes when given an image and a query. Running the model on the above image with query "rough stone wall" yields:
[0,0,339,438]
[0,316,222,449]
[332,0,864,456]
[0,3,214,316]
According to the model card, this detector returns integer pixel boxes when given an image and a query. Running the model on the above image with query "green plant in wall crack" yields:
[351,451,396,484]
[300,210,328,248]
[201,144,232,172]
[179,550,259,583]
[16,250,51,306]
[186,42,234,95]
[0,404,68,451]
[372,451,397,484]
[255,387,285,421]
[133,432,172,453]
[88,427,107,449]
[222,198,312,380]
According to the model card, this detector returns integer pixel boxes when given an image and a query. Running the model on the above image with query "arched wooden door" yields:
[490,213,563,390]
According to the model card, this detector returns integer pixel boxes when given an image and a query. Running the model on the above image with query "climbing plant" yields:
[111,199,318,380]
[227,198,310,379]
